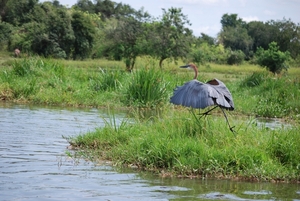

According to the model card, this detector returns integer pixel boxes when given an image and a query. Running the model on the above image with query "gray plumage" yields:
[170,64,234,110]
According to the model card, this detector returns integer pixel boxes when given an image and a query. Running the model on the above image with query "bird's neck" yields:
[192,66,198,79]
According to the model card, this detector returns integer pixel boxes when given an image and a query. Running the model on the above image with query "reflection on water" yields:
[255,117,292,130]
[0,103,299,201]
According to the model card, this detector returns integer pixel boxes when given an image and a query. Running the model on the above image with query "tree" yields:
[105,7,150,71]
[148,7,193,68]
[2,0,38,26]
[247,21,273,52]
[196,33,215,46]
[0,21,14,50]
[219,25,253,58]
[75,0,95,14]
[220,13,245,28]
[71,11,96,60]
[255,42,290,74]
[267,18,300,59]
[94,0,116,20]
[0,0,9,21]
[29,2,75,58]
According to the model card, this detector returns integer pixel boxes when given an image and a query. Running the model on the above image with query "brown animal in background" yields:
[14,49,20,57]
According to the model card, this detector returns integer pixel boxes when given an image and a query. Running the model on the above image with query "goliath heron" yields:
[170,63,235,132]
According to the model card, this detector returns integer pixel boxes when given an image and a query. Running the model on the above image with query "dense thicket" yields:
[0,0,299,71]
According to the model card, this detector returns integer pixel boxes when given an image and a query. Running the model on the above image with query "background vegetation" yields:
[1,0,299,73]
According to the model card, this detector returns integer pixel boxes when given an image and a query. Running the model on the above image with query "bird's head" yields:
[180,63,197,69]
[180,63,198,79]
[180,63,192,69]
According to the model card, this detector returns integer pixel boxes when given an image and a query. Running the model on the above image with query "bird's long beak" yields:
[180,64,190,68]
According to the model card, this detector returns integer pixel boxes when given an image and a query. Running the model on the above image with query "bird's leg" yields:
[220,107,236,134]
[199,106,218,119]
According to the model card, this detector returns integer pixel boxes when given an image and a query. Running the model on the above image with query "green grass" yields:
[66,109,300,182]
[124,66,169,107]
[0,56,299,118]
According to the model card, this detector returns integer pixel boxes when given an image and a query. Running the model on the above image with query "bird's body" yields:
[170,63,235,132]
[170,78,234,110]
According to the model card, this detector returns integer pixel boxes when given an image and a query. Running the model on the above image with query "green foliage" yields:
[219,26,253,58]
[31,3,75,58]
[68,110,300,181]
[2,1,300,62]
[105,8,150,71]
[71,11,96,60]
[2,0,39,26]
[0,22,14,50]
[124,67,169,107]
[147,7,193,68]
[0,57,67,101]
[247,21,273,52]
[227,50,245,65]
[240,71,269,87]
[239,72,300,118]
[220,13,245,28]
[89,69,124,92]
[255,42,290,74]
[267,18,300,59]
[12,58,33,76]
[267,130,300,168]
[190,43,227,65]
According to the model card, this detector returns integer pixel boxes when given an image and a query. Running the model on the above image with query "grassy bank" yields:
[1,56,299,119]
[1,55,300,181]
[66,110,300,182]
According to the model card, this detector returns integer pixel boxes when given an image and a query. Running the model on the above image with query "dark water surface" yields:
[0,103,299,201]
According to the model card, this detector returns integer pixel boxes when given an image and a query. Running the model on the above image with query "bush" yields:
[255,42,290,74]
[227,50,245,65]
[240,71,269,87]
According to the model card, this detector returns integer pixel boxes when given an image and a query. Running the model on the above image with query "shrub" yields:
[227,50,245,65]
[255,42,290,74]
[240,71,269,87]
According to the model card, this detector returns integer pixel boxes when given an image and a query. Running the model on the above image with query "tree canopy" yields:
[0,0,299,71]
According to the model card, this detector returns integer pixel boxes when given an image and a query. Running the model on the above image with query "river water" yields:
[0,103,299,201]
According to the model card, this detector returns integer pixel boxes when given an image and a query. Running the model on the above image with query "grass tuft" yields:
[124,67,169,107]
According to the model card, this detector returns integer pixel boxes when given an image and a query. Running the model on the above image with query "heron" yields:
[170,63,235,133]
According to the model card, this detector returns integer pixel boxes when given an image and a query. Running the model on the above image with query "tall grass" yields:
[67,110,300,182]
[124,67,169,107]
[89,69,124,92]
[238,72,300,118]
[0,57,125,106]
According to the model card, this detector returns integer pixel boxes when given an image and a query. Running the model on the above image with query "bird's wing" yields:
[170,80,218,109]
[206,79,234,110]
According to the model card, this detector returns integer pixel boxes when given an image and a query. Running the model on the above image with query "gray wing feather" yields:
[206,79,234,110]
[170,80,220,109]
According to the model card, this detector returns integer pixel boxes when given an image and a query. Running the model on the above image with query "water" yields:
[0,103,299,201]
[255,117,292,130]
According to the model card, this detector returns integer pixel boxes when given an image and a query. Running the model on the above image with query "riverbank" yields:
[65,108,300,182]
